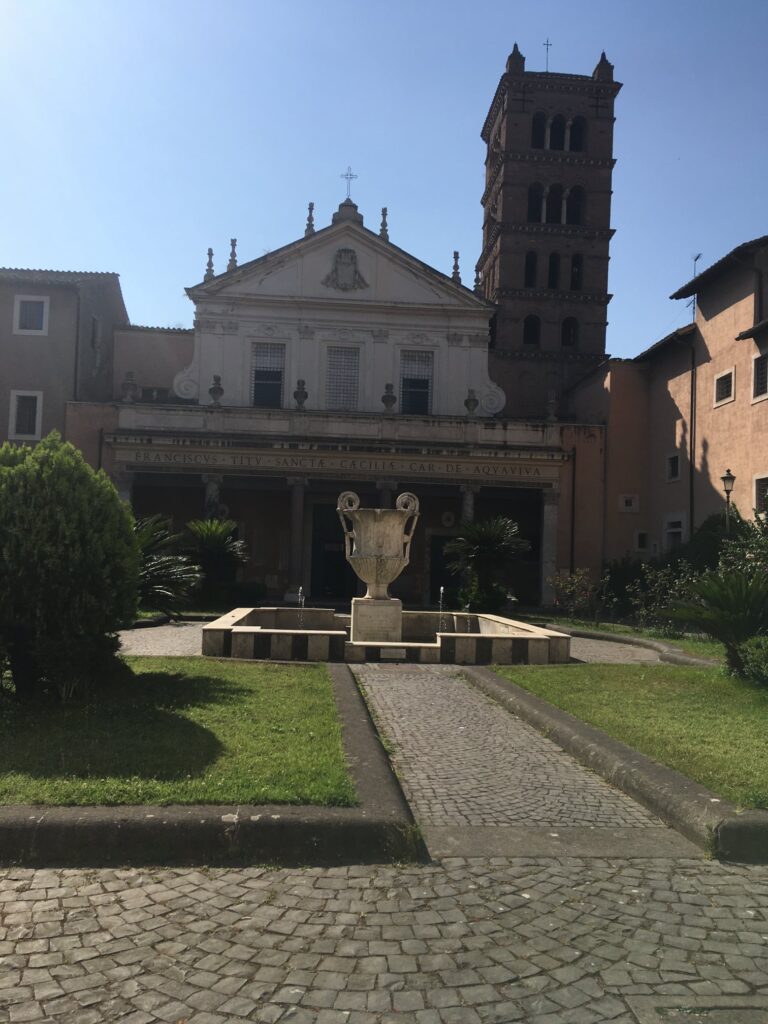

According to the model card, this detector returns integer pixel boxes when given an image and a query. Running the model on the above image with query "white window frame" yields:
[663,513,687,551]
[713,367,735,407]
[752,351,768,404]
[754,474,768,517]
[399,348,435,416]
[666,452,681,482]
[634,530,649,554]
[9,390,43,440]
[618,494,639,513]
[13,295,49,336]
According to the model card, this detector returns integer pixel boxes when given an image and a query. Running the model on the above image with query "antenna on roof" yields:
[687,252,702,321]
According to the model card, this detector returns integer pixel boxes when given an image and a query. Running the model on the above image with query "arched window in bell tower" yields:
[523,315,541,346]
[524,251,537,287]
[531,113,546,149]
[527,184,544,222]
[546,185,564,224]
[547,253,560,289]
[549,115,566,151]
[561,317,579,347]
[566,186,584,225]
[569,117,586,152]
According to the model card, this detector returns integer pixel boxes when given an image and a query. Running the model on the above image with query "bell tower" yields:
[477,45,622,417]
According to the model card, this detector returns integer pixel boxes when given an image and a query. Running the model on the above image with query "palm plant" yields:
[445,516,530,612]
[135,515,202,616]
[665,571,768,675]
[184,518,248,605]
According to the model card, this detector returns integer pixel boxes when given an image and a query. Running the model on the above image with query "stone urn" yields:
[337,491,420,601]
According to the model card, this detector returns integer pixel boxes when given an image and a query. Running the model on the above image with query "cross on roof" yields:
[543,38,552,71]
[340,165,358,198]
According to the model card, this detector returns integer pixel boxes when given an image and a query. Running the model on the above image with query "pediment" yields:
[188,224,492,312]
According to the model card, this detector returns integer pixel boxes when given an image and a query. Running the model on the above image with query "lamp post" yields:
[721,469,735,534]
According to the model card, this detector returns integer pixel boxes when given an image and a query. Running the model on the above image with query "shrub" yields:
[135,514,202,616]
[740,635,768,686]
[719,509,768,579]
[627,560,700,633]
[445,517,530,612]
[184,518,248,605]
[665,571,768,675]
[0,434,139,701]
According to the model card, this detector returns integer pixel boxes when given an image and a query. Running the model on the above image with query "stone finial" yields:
[293,379,308,410]
[204,247,215,281]
[452,251,461,285]
[380,207,389,241]
[208,375,224,406]
[546,389,558,422]
[305,202,315,237]
[381,383,397,413]
[593,51,614,81]
[506,42,525,74]
[464,388,479,416]
[227,238,238,272]
[121,371,138,404]
[473,268,482,295]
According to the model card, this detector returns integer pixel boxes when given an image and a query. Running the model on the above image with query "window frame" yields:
[399,349,434,416]
[755,475,768,517]
[13,295,49,336]
[664,514,687,551]
[666,453,681,482]
[713,367,735,407]
[8,390,43,440]
[752,351,768,403]
[251,341,286,409]
[324,344,360,412]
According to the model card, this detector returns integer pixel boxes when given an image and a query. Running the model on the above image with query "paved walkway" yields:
[354,664,687,860]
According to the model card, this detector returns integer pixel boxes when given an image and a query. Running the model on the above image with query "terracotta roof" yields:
[633,322,696,361]
[119,324,193,333]
[0,267,120,279]
[670,235,768,299]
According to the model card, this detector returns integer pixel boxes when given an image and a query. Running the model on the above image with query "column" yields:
[460,484,478,523]
[376,479,398,508]
[284,477,307,602]
[203,474,223,519]
[540,487,560,605]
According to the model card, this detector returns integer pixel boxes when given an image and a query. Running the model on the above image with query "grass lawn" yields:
[540,617,724,662]
[494,663,768,809]
[0,657,356,807]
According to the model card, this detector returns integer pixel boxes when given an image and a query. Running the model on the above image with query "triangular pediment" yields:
[187,222,492,312]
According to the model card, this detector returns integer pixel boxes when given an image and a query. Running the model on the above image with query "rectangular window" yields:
[252,342,285,408]
[665,518,684,550]
[756,477,768,516]
[325,346,359,411]
[13,295,49,335]
[400,350,433,415]
[714,370,734,404]
[666,454,680,481]
[8,391,42,440]
[754,354,768,399]
[635,531,649,552]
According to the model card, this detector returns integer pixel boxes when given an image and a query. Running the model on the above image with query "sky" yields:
[1,0,767,358]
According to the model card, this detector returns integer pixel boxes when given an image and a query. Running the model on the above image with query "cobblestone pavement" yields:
[569,639,659,665]
[1,858,767,1024]
[119,623,205,657]
[355,665,656,831]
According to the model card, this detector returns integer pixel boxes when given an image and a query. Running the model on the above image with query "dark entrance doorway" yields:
[310,503,358,602]
[428,533,456,605]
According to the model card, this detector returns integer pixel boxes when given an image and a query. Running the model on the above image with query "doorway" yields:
[310,503,358,602]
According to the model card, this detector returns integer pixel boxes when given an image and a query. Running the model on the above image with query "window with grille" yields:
[754,354,768,399]
[667,454,680,481]
[714,371,733,404]
[400,350,433,415]
[756,478,768,515]
[9,391,41,439]
[325,346,359,411]
[252,343,285,408]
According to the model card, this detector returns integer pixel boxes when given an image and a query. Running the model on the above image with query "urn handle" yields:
[336,491,360,561]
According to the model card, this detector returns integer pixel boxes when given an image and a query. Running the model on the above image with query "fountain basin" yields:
[202,607,570,665]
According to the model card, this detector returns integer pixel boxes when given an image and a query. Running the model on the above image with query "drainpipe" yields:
[569,445,577,573]
[72,286,82,402]
[689,338,696,539]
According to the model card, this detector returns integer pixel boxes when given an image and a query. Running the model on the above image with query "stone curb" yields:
[546,623,721,668]
[463,666,768,864]
[0,664,428,869]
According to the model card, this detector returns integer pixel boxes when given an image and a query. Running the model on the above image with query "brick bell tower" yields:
[477,44,621,418]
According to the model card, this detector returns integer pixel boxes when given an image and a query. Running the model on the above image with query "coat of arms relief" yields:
[322,248,368,291]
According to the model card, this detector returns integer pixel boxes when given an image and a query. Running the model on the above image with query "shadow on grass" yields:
[0,665,242,781]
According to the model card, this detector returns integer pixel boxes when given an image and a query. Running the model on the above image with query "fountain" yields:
[202,491,570,665]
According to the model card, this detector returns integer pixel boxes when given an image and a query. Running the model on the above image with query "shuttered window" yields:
[252,343,285,408]
[325,346,359,411]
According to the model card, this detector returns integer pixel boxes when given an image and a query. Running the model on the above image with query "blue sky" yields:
[2,0,766,357]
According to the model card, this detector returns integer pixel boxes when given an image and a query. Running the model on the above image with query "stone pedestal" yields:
[350,598,403,643]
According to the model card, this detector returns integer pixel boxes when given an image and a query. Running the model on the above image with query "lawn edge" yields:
[463,666,768,864]
[0,663,428,869]
[546,623,720,667]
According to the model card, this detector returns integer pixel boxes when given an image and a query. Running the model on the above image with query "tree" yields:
[184,518,248,605]
[445,516,530,612]
[0,434,139,700]
[135,514,202,616]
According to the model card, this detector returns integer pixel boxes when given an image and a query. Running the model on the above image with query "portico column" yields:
[461,485,478,523]
[284,476,307,602]
[376,479,398,508]
[541,487,560,605]
[203,474,223,519]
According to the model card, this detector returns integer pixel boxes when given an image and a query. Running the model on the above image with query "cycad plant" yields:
[135,514,202,616]
[185,518,249,605]
[666,571,768,675]
[445,516,530,612]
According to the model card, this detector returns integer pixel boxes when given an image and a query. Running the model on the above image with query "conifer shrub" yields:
[0,434,139,701]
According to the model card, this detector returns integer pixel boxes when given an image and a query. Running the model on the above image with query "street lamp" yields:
[721,469,735,533]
